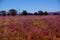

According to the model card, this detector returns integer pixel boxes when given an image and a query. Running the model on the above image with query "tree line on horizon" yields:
[0,9,60,16]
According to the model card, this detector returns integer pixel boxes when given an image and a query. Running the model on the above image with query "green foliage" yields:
[21,10,28,15]
[0,11,6,16]
[9,9,17,16]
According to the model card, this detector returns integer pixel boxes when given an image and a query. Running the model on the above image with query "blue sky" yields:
[0,0,60,13]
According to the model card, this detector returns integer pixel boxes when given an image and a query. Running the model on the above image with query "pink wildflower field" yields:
[0,15,60,40]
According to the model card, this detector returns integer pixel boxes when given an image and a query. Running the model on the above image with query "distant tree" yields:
[38,11,43,15]
[44,11,48,15]
[56,13,59,15]
[34,12,38,15]
[54,13,56,15]
[0,11,6,16]
[7,12,11,16]
[0,11,1,16]
[21,10,28,15]
[9,9,17,16]
[54,13,59,15]
[28,13,33,15]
